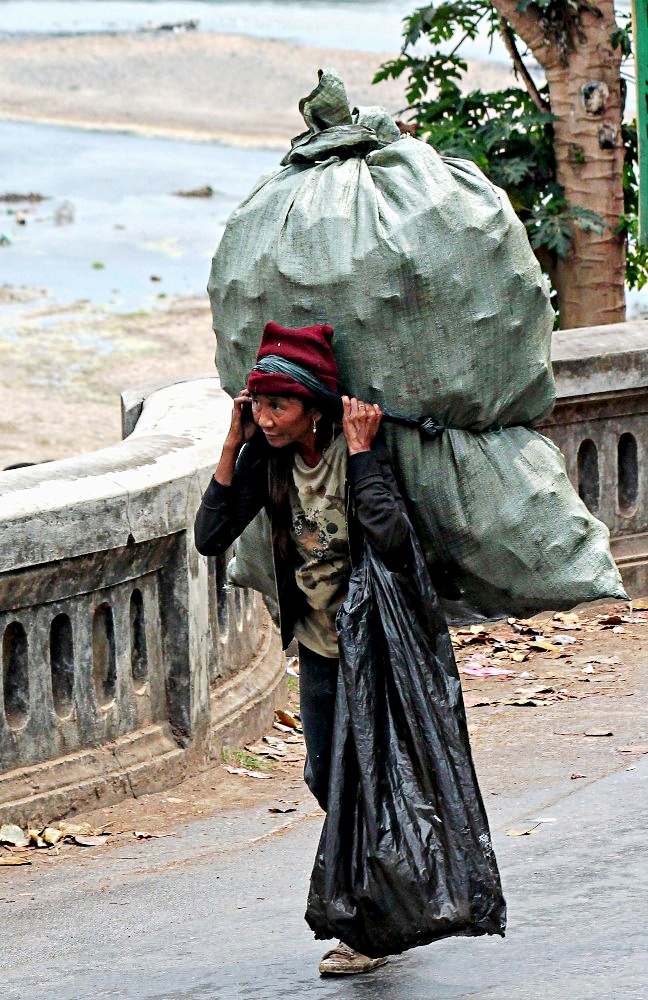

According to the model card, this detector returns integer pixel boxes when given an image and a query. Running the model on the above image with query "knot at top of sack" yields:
[281,68,402,166]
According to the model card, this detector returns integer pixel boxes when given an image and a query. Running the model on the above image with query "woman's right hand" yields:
[216,390,256,485]
[225,389,257,450]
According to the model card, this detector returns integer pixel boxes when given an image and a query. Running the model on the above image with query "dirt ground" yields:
[3,599,646,870]
[0,291,215,468]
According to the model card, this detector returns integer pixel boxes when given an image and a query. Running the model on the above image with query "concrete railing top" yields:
[0,376,227,573]
[551,320,648,398]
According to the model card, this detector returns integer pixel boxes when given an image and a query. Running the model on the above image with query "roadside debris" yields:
[222,704,307,785]
[615,745,648,755]
[554,729,613,737]
[0,820,111,861]
[506,824,540,837]
[244,734,304,764]
[505,817,556,837]
[274,708,301,731]
[451,603,646,713]
[0,824,28,848]
[71,835,110,848]
[224,766,273,779]
[460,659,516,678]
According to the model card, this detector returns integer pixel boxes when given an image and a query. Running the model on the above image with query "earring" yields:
[313,418,318,436]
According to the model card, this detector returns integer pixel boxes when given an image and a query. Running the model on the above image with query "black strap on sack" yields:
[249,355,502,441]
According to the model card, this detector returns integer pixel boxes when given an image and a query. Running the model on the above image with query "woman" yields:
[194,320,415,976]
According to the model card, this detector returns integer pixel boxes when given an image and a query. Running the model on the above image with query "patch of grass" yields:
[221,748,272,771]
[287,674,300,695]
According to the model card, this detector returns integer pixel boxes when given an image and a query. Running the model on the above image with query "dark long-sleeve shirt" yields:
[194,431,412,648]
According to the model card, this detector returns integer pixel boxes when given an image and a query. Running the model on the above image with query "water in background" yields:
[0,0,641,315]
[0,121,281,310]
[0,0,633,60]
[1,0,418,54]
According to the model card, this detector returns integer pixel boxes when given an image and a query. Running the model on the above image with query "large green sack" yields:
[211,70,625,619]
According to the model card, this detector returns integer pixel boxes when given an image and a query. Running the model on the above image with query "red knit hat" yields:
[247,321,339,402]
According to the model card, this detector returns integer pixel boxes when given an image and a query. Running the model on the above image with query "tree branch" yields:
[491,0,555,70]
[499,16,550,113]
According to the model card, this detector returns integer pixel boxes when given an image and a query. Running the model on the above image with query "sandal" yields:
[318,941,389,976]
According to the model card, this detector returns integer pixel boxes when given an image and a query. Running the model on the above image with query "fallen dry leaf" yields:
[463,692,500,708]
[0,856,31,866]
[264,735,289,749]
[41,827,64,847]
[598,614,625,625]
[530,640,562,653]
[0,824,28,848]
[72,835,110,847]
[245,742,286,760]
[553,612,580,624]
[615,745,648,755]
[268,804,297,814]
[224,765,273,779]
[274,709,301,730]
[628,597,648,611]
[506,824,540,837]
[57,821,98,838]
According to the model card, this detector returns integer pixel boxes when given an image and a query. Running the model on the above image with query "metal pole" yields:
[633,0,648,245]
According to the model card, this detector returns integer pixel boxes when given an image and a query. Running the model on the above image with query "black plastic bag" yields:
[305,524,507,958]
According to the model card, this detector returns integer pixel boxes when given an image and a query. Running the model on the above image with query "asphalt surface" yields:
[1,756,646,1000]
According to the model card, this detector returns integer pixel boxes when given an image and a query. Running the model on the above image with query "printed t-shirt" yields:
[290,432,350,658]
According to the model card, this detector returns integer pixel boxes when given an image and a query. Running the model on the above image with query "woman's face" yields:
[250,394,318,449]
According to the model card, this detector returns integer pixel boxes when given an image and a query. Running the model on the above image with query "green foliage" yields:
[221,748,272,771]
[525,188,605,259]
[618,120,648,291]
[375,1,648,297]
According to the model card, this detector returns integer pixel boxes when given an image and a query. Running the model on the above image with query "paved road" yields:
[2,757,646,1000]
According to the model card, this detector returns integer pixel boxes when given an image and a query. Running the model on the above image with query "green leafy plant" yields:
[375,3,647,304]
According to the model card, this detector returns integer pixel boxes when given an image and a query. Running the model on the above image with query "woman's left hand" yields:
[342,395,382,456]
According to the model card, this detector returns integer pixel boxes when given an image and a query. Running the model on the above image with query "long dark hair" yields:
[268,402,336,562]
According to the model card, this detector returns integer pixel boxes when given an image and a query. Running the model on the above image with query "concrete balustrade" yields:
[0,377,285,825]
[0,320,646,825]
[541,321,648,594]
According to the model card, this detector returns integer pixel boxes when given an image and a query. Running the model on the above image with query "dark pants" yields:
[297,642,339,812]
